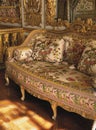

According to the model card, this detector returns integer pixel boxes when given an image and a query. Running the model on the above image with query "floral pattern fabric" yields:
[14,47,33,62]
[13,32,65,63]
[17,61,92,90]
[13,33,88,65]
[45,39,64,62]
[63,36,85,67]
[31,34,65,62]
[78,41,96,75]
[6,60,96,120]
[6,30,96,120]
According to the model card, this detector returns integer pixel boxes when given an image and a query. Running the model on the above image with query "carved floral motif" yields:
[75,0,95,11]
[46,0,56,26]
[24,0,42,26]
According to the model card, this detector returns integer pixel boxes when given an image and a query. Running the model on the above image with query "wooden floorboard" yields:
[0,70,93,130]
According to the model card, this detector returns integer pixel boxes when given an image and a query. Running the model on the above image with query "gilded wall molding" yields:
[45,0,70,27]
[75,0,95,11]
[0,0,95,28]
[46,0,56,26]
[24,0,42,26]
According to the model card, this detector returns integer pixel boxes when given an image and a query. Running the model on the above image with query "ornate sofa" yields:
[5,26,96,127]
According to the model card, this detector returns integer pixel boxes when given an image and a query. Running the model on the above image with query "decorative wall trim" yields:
[0,0,95,29]
[46,0,56,26]
[73,0,96,21]
[23,0,42,27]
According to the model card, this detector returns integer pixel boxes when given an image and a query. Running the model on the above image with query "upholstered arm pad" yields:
[5,29,46,61]
[6,45,24,61]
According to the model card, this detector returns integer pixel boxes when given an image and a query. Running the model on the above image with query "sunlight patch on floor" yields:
[9,116,40,130]
[0,104,17,113]
[27,110,53,129]
[0,100,53,130]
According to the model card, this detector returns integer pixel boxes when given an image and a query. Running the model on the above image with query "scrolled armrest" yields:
[6,45,24,61]
[6,45,33,63]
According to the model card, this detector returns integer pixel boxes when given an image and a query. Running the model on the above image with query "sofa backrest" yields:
[13,20,96,67]
[23,29,90,65]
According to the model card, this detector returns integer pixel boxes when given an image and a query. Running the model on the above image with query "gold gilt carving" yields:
[3,34,10,57]
[45,0,66,27]
[11,33,17,46]
[46,0,56,26]
[0,28,24,63]
[24,0,42,26]
[0,35,3,63]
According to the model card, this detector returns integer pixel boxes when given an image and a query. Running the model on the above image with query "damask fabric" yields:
[6,60,96,120]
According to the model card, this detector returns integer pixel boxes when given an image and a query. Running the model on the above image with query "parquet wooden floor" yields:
[0,70,93,130]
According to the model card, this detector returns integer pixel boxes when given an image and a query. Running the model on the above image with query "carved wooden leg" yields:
[20,86,25,101]
[51,102,57,120]
[5,73,9,86]
[92,120,96,130]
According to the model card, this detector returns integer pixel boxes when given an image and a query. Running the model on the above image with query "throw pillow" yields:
[14,47,33,62]
[63,37,85,67]
[45,39,64,62]
[31,36,51,61]
[31,35,65,63]
[78,40,96,76]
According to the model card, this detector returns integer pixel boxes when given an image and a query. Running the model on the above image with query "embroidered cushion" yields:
[14,47,33,62]
[32,36,65,63]
[78,40,96,75]
[63,36,85,67]
[45,39,64,62]
[31,36,51,61]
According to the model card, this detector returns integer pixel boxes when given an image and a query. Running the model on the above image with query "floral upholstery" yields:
[5,29,96,121]
[30,35,65,62]
[14,47,33,62]
[45,39,64,62]
[31,35,48,61]
[6,60,96,120]
[63,36,85,67]
[78,40,96,76]
[14,33,65,63]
